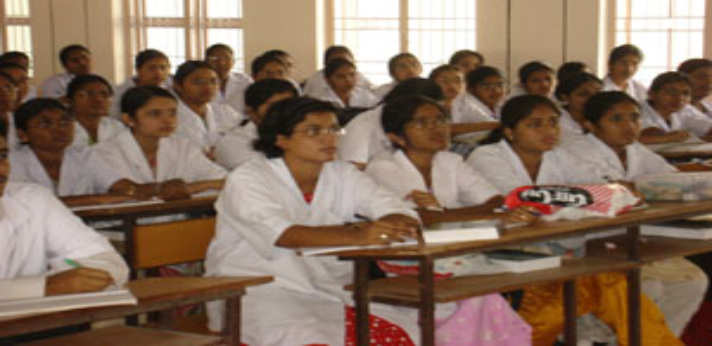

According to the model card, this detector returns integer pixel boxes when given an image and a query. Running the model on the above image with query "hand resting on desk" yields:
[45,268,114,296]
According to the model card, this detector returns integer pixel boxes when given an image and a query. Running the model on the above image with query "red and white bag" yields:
[504,184,639,221]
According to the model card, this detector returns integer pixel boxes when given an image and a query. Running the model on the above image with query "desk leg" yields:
[353,259,371,346]
[418,257,435,346]
[123,216,138,326]
[224,296,242,346]
[563,280,577,345]
[626,226,641,346]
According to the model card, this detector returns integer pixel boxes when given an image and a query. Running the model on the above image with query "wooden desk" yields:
[0,276,272,346]
[72,195,217,278]
[334,200,712,346]
[658,150,712,163]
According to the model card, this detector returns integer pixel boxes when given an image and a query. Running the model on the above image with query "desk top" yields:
[335,200,712,260]
[72,195,217,219]
[0,276,272,337]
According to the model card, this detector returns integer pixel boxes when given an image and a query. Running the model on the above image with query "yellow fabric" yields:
[518,273,682,346]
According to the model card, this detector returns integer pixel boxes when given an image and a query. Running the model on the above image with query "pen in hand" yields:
[64,258,83,269]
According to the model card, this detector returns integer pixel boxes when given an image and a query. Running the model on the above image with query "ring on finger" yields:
[380,233,389,240]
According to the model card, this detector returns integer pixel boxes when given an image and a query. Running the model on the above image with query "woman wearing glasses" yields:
[66,74,126,149]
[204,44,253,115]
[172,60,244,154]
[205,97,434,345]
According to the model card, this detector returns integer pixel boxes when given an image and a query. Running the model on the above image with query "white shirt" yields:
[640,101,712,137]
[91,131,227,184]
[39,72,75,98]
[309,84,378,109]
[700,99,712,118]
[214,122,260,171]
[450,93,499,123]
[71,117,127,149]
[9,145,120,196]
[210,71,252,114]
[467,140,604,195]
[602,76,648,103]
[303,70,374,97]
[337,105,391,164]
[22,84,37,102]
[365,150,500,208]
[563,134,677,181]
[0,183,128,300]
[373,81,397,101]
[5,112,19,150]
[174,100,244,150]
[204,157,420,340]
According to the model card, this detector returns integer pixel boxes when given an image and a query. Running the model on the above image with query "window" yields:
[614,0,708,85]
[1,0,33,74]
[327,0,476,85]
[126,0,244,73]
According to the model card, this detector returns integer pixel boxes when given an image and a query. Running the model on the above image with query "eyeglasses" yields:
[477,81,505,91]
[292,126,346,138]
[188,78,219,87]
[76,90,112,99]
[406,116,450,130]
[0,84,18,94]
[29,117,75,130]
[206,56,233,63]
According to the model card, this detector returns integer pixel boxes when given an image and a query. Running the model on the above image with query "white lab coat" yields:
[91,130,227,184]
[174,99,244,150]
[450,92,499,124]
[213,121,260,171]
[640,100,712,137]
[309,84,378,109]
[365,150,500,208]
[210,71,252,114]
[467,140,603,196]
[558,108,586,145]
[562,133,707,337]
[5,112,19,150]
[39,72,75,98]
[602,76,648,103]
[9,145,120,196]
[700,99,712,118]
[22,84,37,103]
[71,116,127,149]
[373,80,397,101]
[204,157,426,344]
[337,105,392,164]
[303,70,374,97]
[0,183,128,300]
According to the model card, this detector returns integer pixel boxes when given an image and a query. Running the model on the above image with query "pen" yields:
[64,259,82,269]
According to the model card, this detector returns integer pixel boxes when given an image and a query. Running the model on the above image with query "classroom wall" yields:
[29,0,615,85]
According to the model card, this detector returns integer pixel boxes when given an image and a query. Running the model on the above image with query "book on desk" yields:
[422,219,500,244]
[0,289,137,320]
[641,219,712,239]
[484,249,561,273]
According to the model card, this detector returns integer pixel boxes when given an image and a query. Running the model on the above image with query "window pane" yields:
[5,0,29,17]
[146,27,186,71]
[145,0,184,18]
[207,0,242,18]
[207,29,245,73]
[409,0,476,76]
[615,0,706,85]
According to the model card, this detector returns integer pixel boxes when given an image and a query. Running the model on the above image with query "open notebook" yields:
[0,289,137,320]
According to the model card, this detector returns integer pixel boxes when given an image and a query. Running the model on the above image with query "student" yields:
[214,78,299,170]
[309,57,378,109]
[251,54,289,82]
[303,45,374,96]
[678,58,712,118]
[261,49,297,80]
[0,51,31,70]
[9,98,135,206]
[450,66,504,131]
[0,71,21,148]
[467,94,683,346]
[205,97,523,345]
[0,62,33,104]
[602,44,648,102]
[338,78,442,166]
[111,49,172,119]
[0,119,128,300]
[554,72,602,143]
[563,91,708,337]
[513,61,556,99]
[172,60,243,152]
[66,74,126,148]
[448,49,485,76]
[556,61,589,86]
[92,86,226,201]
[429,64,464,113]
[205,44,253,114]
[639,71,712,144]
[40,44,92,99]
[373,53,423,100]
